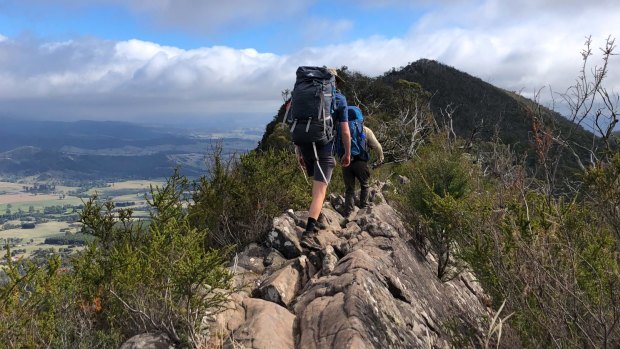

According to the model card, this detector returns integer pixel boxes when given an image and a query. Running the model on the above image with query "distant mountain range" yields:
[0,118,259,180]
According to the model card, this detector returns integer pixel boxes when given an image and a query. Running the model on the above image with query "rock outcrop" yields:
[119,333,174,349]
[206,185,506,349]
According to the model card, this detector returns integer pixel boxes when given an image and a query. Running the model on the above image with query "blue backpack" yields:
[335,106,369,161]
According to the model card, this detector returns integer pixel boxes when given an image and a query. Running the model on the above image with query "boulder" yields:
[321,245,339,276]
[234,243,271,274]
[226,298,295,349]
[120,333,174,349]
[266,215,303,259]
[253,255,316,307]
[207,294,295,349]
[263,249,288,271]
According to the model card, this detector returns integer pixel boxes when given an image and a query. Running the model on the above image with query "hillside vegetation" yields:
[2,38,620,348]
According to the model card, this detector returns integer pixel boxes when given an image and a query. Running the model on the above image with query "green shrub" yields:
[441,145,620,347]
[0,251,122,348]
[393,133,620,347]
[0,171,234,348]
[190,148,311,248]
[396,135,479,280]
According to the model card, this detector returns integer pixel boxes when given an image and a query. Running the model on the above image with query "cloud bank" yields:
[0,0,618,126]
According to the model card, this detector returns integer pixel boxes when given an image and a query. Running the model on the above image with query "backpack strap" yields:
[312,142,329,185]
[318,91,325,120]
[283,101,292,126]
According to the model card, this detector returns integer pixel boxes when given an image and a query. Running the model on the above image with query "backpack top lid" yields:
[347,106,364,122]
[296,66,333,81]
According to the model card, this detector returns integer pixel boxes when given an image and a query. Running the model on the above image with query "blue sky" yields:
[0,1,428,52]
[0,0,619,128]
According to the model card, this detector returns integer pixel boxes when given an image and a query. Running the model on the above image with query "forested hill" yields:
[379,59,593,152]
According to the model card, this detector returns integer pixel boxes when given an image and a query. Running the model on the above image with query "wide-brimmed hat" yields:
[326,68,345,84]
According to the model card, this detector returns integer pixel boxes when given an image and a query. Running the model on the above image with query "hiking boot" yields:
[343,193,355,216]
[343,206,359,220]
[359,187,369,209]
[341,209,352,220]
[300,231,322,251]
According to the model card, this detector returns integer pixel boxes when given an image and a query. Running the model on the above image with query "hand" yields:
[341,154,351,167]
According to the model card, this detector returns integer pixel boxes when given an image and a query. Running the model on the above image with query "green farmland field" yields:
[1,179,164,261]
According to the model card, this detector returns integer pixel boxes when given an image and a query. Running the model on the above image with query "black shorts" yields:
[298,142,336,183]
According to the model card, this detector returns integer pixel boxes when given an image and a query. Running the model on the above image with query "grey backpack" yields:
[284,66,336,145]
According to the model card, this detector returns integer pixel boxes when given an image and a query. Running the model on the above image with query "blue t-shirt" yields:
[333,90,348,123]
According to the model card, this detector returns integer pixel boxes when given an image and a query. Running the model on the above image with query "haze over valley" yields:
[0,117,260,180]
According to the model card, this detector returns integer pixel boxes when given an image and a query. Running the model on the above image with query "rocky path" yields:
[206,188,498,349]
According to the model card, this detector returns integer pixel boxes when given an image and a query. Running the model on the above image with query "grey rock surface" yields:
[207,294,295,349]
[119,333,174,349]
[253,255,316,307]
[209,187,515,349]
[267,215,303,259]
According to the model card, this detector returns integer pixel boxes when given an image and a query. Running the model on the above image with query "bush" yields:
[393,133,620,347]
[0,171,234,348]
[395,134,479,280]
[480,192,620,348]
[190,147,311,249]
[0,248,123,348]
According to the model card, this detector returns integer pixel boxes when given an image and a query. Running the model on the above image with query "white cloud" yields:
[0,0,312,34]
[0,36,295,123]
[406,0,620,103]
[1,0,619,127]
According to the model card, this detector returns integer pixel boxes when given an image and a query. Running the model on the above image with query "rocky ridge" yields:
[203,184,501,349]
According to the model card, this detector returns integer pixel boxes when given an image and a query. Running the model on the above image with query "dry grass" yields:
[0,181,25,194]
[0,180,160,260]
[0,221,81,260]
[0,197,84,212]
[85,180,165,196]
[0,221,72,240]
[0,193,59,204]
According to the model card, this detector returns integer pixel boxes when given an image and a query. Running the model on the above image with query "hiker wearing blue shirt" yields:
[294,68,350,249]
[342,125,384,217]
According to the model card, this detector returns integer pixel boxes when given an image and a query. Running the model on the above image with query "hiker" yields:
[339,120,384,217]
[284,66,351,249]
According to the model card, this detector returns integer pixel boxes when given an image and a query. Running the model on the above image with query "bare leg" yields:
[308,179,328,219]
[301,179,328,250]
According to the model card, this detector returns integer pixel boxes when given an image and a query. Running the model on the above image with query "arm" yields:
[340,122,351,167]
[364,127,384,163]
[334,92,351,167]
